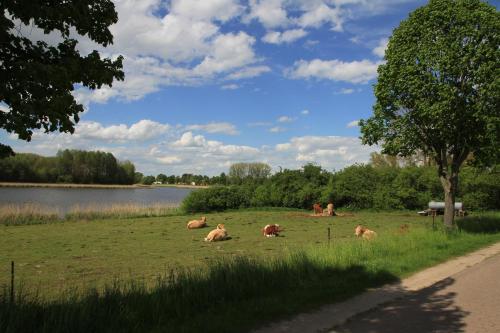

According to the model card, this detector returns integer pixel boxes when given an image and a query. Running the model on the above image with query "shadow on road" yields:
[335,277,468,333]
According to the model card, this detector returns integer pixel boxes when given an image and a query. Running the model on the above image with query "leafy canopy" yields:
[0,0,124,142]
[360,0,499,167]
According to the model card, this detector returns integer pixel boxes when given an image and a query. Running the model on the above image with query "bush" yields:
[457,214,500,233]
[181,164,500,213]
[181,186,255,213]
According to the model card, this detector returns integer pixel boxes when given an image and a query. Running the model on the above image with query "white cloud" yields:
[271,135,378,168]
[277,116,296,123]
[157,156,183,165]
[65,119,170,142]
[262,29,308,44]
[339,88,355,94]
[41,0,269,106]
[3,126,380,176]
[297,3,343,31]
[275,143,292,151]
[285,59,381,84]
[269,126,286,133]
[225,65,271,80]
[169,0,244,23]
[373,37,389,58]
[246,0,290,28]
[193,32,258,76]
[346,120,360,128]
[173,132,209,147]
[185,122,239,135]
[301,109,310,115]
[221,84,240,90]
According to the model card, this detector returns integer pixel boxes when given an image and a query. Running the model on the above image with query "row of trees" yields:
[0,149,136,184]
[182,162,500,213]
[140,162,273,186]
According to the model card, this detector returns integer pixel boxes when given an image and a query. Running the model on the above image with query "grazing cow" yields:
[327,203,334,216]
[262,224,283,237]
[313,203,323,215]
[187,216,207,229]
[354,225,377,240]
[397,224,410,235]
[204,224,228,242]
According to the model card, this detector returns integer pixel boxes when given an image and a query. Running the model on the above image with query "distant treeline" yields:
[140,162,272,185]
[182,163,500,213]
[0,150,136,184]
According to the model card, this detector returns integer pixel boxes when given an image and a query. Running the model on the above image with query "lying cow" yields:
[187,216,207,229]
[354,225,377,240]
[204,224,228,242]
[327,202,335,216]
[313,203,323,215]
[262,224,283,237]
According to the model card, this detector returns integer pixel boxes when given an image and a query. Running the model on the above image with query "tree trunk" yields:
[440,172,458,228]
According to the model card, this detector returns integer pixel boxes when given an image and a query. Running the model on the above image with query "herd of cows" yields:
[186,203,379,242]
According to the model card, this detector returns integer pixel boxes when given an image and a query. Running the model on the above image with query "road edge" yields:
[250,241,500,333]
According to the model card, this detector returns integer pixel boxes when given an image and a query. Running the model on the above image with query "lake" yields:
[0,187,193,212]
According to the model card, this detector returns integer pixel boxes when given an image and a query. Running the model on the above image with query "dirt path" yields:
[251,242,500,333]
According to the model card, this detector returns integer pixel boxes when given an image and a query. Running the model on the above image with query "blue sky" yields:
[2,0,439,175]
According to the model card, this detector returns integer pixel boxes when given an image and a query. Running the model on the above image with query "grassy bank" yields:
[0,182,146,189]
[0,211,499,332]
[0,203,181,225]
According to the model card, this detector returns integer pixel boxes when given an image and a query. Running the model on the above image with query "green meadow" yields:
[1,210,499,332]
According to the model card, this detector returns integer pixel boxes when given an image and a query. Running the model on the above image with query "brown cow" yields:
[354,225,377,240]
[313,203,323,215]
[262,224,284,237]
[204,224,228,242]
[187,216,207,229]
[327,202,334,216]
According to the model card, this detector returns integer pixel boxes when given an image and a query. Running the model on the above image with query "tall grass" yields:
[0,204,60,225]
[1,227,498,333]
[0,203,181,225]
[65,203,181,220]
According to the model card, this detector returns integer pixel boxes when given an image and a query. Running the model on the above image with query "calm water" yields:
[0,187,193,211]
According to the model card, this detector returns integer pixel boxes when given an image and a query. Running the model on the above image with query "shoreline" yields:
[153,184,209,189]
[0,182,146,189]
[0,182,209,189]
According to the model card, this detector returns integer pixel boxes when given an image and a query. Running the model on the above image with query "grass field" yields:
[1,210,499,332]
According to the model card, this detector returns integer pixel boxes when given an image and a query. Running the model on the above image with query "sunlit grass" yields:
[0,203,181,225]
[0,211,498,332]
[65,203,181,220]
[0,204,60,225]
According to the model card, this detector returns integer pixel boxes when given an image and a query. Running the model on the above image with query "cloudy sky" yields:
[1,0,432,176]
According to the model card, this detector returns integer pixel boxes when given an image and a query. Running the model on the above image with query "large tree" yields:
[0,0,124,147]
[360,0,499,227]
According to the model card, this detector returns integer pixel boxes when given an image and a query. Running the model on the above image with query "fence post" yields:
[10,261,14,304]
[327,227,331,246]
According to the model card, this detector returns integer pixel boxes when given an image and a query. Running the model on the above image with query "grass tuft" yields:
[0,204,60,225]
[0,203,181,225]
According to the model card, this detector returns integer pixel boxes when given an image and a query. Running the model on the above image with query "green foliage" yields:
[156,173,167,183]
[459,166,500,210]
[0,143,14,159]
[181,186,253,213]
[360,0,500,226]
[182,163,500,213]
[0,149,136,184]
[141,175,155,185]
[457,213,500,233]
[361,0,500,164]
[0,0,124,151]
[228,162,271,184]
